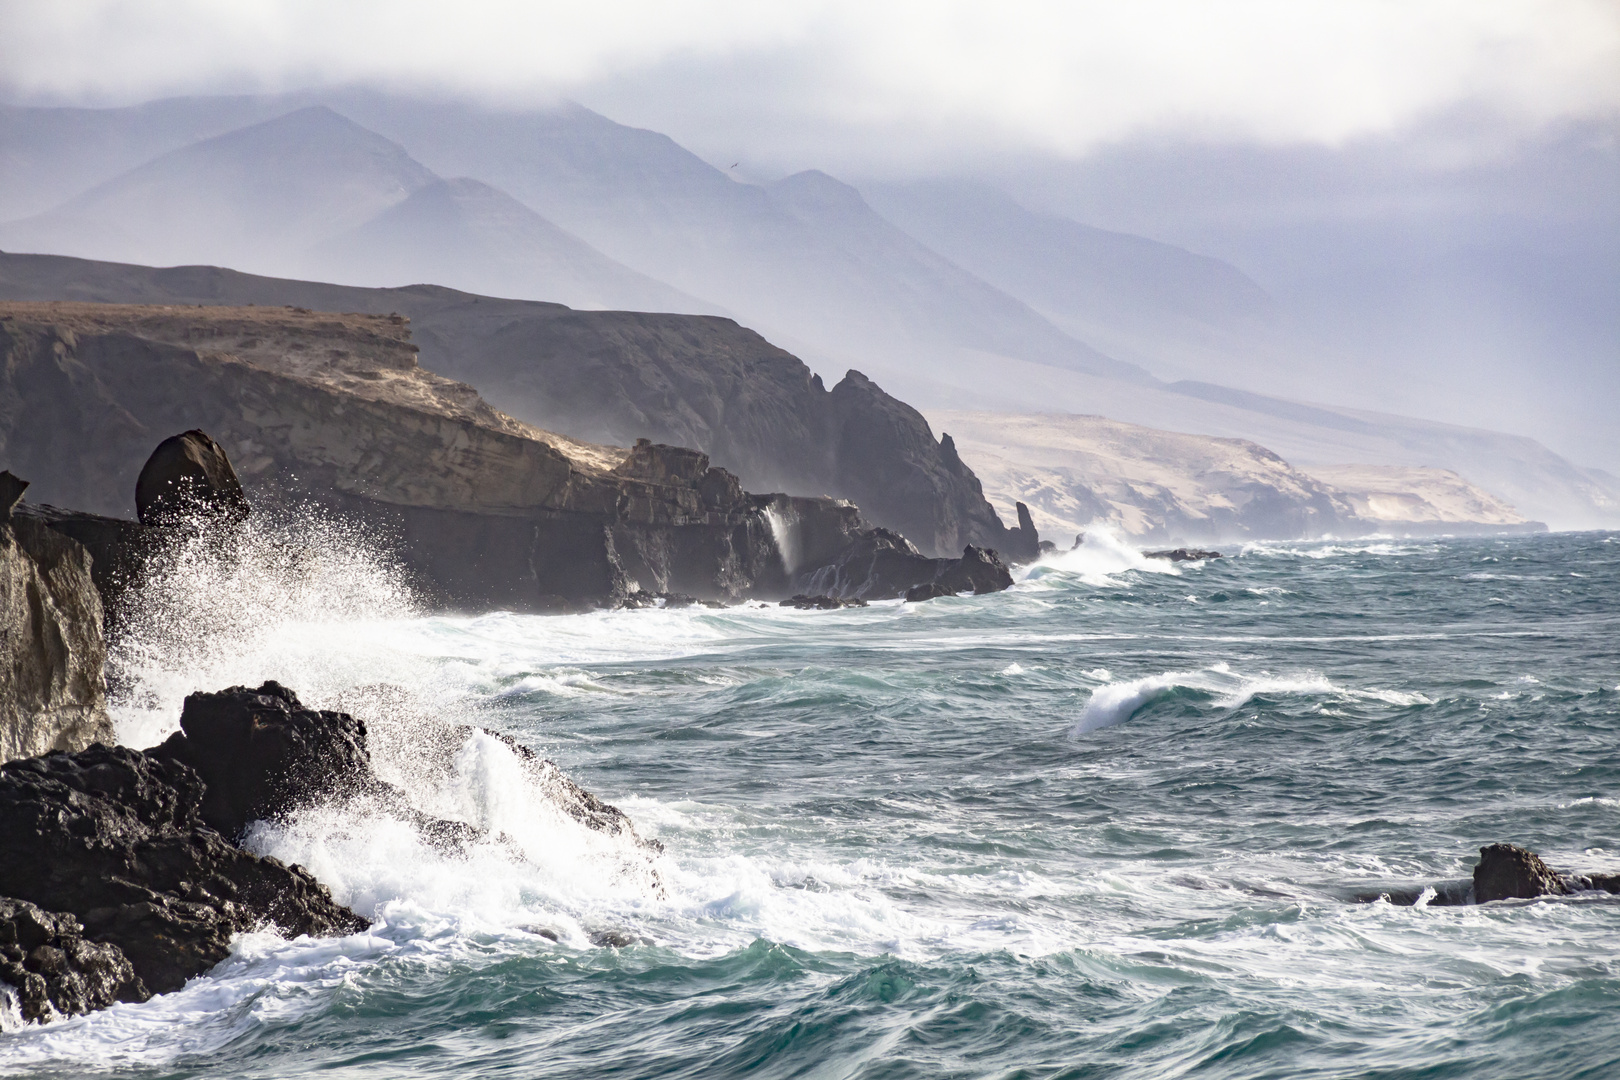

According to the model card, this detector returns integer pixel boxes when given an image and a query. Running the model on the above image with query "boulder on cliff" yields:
[0,472,114,764]
[135,430,251,527]
[154,681,375,840]
[798,529,1015,601]
[0,743,369,995]
[0,897,148,1022]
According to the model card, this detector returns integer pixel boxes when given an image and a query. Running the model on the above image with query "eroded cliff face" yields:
[0,253,1035,560]
[0,475,113,763]
[0,303,824,610]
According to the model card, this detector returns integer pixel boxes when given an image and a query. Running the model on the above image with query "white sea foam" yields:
[1241,539,1430,560]
[1072,664,1424,735]
[1020,527,1181,587]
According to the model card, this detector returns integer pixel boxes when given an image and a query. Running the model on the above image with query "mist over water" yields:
[3,527,1618,1077]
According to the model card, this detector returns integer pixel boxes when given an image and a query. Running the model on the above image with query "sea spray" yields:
[1021,526,1182,587]
[1071,663,1421,734]
[4,530,1615,1078]
[763,504,801,576]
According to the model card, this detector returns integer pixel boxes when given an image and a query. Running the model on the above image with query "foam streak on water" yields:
[3,529,1619,1078]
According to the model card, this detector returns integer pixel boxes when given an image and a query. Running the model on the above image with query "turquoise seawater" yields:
[2,530,1618,1078]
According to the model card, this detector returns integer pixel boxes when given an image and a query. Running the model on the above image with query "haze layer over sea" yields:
[3,529,1617,1078]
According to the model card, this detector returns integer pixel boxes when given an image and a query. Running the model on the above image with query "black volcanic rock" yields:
[0,743,368,995]
[1354,843,1620,906]
[1145,548,1222,562]
[799,529,1014,601]
[154,681,374,840]
[779,594,868,610]
[1473,843,1569,903]
[135,429,251,526]
[0,897,148,1021]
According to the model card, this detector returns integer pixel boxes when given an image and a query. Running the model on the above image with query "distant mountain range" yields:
[1,91,1616,529]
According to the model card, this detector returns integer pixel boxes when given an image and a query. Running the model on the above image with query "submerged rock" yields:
[0,472,114,764]
[0,743,368,996]
[155,681,374,840]
[0,897,148,1022]
[135,429,251,527]
[779,594,869,610]
[1144,548,1222,562]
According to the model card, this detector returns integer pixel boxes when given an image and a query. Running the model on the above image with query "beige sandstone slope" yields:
[0,301,630,515]
[931,410,1539,544]
[1300,464,1531,528]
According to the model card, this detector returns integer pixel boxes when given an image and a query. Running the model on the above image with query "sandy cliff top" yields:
[0,301,628,477]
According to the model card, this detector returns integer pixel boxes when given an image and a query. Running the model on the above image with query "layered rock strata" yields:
[0,252,1037,560]
[0,472,114,763]
[0,305,780,609]
[1,306,1023,611]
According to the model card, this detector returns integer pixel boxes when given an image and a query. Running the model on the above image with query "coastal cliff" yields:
[0,473,113,763]
[1,301,1022,612]
[0,251,1038,562]
[0,301,795,609]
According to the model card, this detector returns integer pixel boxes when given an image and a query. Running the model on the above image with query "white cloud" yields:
[2,0,1617,154]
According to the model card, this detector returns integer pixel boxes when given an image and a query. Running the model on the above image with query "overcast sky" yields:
[4,1,1617,172]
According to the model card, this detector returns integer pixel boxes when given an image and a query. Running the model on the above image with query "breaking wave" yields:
[1072,663,1428,734]
[1021,527,1183,586]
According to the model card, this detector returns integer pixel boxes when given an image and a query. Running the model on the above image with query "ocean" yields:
[2,528,1617,1078]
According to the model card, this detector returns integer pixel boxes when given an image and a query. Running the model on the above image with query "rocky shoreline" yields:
[0,380,1033,1022]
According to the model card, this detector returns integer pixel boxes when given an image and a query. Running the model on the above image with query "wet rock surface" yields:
[135,430,251,527]
[1144,548,1223,562]
[0,742,369,996]
[0,897,148,1022]
[471,728,662,856]
[154,681,375,840]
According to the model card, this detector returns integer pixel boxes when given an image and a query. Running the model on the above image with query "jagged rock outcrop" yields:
[0,253,1037,559]
[135,429,251,526]
[1,301,1031,609]
[0,742,369,995]
[0,472,114,763]
[0,897,148,1022]
[798,529,1015,601]
[155,682,374,840]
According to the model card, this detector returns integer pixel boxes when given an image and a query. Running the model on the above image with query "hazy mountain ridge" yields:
[1,92,1615,529]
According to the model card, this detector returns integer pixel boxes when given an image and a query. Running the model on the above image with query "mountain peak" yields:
[770,170,871,217]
